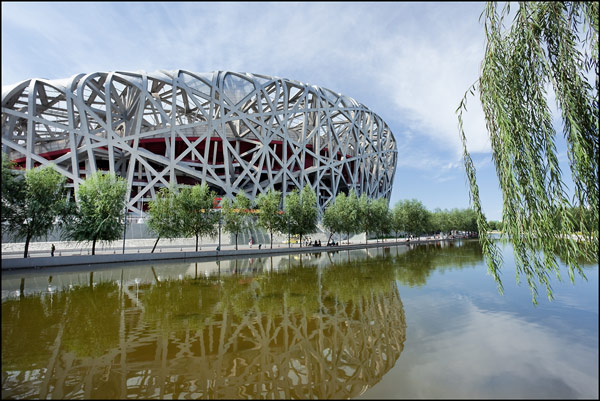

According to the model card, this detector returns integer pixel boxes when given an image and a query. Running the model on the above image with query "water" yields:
[1,240,597,399]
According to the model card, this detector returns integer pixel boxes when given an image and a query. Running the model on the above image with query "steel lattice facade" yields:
[2,70,397,216]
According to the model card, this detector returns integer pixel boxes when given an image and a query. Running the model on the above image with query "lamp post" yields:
[218,209,222,252]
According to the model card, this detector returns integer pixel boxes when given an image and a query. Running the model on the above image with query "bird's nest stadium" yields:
[1,70,397,216]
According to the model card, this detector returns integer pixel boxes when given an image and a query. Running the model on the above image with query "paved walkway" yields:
[2,235,458,270]
[1,238,306,258]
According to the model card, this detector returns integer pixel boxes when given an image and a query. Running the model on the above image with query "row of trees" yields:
[147,184,319,252]
[324,196,484,244]
[1,158,321,256]
[2,158,127,257]
[2,157,488,258]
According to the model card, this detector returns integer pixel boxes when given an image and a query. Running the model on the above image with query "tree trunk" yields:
[327,232,333,245]
[270,230,273,249]
[24,233,31,258]
[235,233,238,250]
[300,234,302,248]
[366,230,368,244]
[92,238,97,255]
[347,231,350,245]
[195,234,199,252]
[151,236,160,253]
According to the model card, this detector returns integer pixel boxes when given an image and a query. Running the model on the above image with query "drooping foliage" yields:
[285,185,318,247]
[147,186,181,253]
[177,183,219,252]
[339,191,360,244]
[255,188,284,249]
[369,197,392,242]
[2,160,72,257]
[322,193,347,244]
[392,199,431,238]
[222,191,253,250]
[458,2,599,303]
[65,171,127,255]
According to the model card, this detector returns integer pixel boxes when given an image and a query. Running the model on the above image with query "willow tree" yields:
[1,156,21,225]
[65,171,127,255]
[393,199,431,239]
[255,189,284,249]
[322,193,346,245]
[357,193,374,244]
[371,198,392,242]
[222,191,252,250]
[458,2,599,303]
[2,162,72,258]
[285,185,318,248]
[147,186,181,253]
[177,183,219,252]
[391,201,407,241]
[338,191,360,244]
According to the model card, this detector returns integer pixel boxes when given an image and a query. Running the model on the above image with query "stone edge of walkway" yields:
[1,238,460,271]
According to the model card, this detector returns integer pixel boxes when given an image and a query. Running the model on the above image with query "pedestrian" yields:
[258,244,262,250]
[51,244,55,257]
[249,238,253,248]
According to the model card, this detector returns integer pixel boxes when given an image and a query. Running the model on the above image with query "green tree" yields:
[488,220,501,231]
[446,208,461,233]
[371,198,391,242]
[177,183,219,252]
[2,163,72,258]
[322,194,345,244]
[146,186,181,253]
[391,201,407,240]
[357,193,377,244]
[255,188,284,249]
[1,156,22,225]
[460,208,479,233]
[431,208,452,235]
[65,171,127,255]
[566,205,595,234]
[395,199,431,238]
[222,191,252,250]
[285,185,318,247]
[338,190,360,244]
[458,2,598,303]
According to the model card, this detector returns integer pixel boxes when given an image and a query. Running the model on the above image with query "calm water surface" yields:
[1,240,597,399]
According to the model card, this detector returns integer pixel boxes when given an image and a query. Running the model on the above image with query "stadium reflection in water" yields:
[2,248,407,399]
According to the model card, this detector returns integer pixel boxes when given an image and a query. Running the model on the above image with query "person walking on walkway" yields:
[51,244,55,257]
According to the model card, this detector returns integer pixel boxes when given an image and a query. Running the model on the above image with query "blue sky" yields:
[1,1,578,222]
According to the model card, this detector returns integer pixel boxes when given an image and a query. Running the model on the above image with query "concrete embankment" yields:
[1,237,455,271]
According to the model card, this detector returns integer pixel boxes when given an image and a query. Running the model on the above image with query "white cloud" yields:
[361,18,491,156]
[2,3,492,159]
[1,2,497,193]
[360,296,598,399]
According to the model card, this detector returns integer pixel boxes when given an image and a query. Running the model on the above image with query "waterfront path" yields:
[1,236,458,270]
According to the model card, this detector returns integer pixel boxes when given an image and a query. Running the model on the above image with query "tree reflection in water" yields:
[2,250,407,399]
[394,240,483,287]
